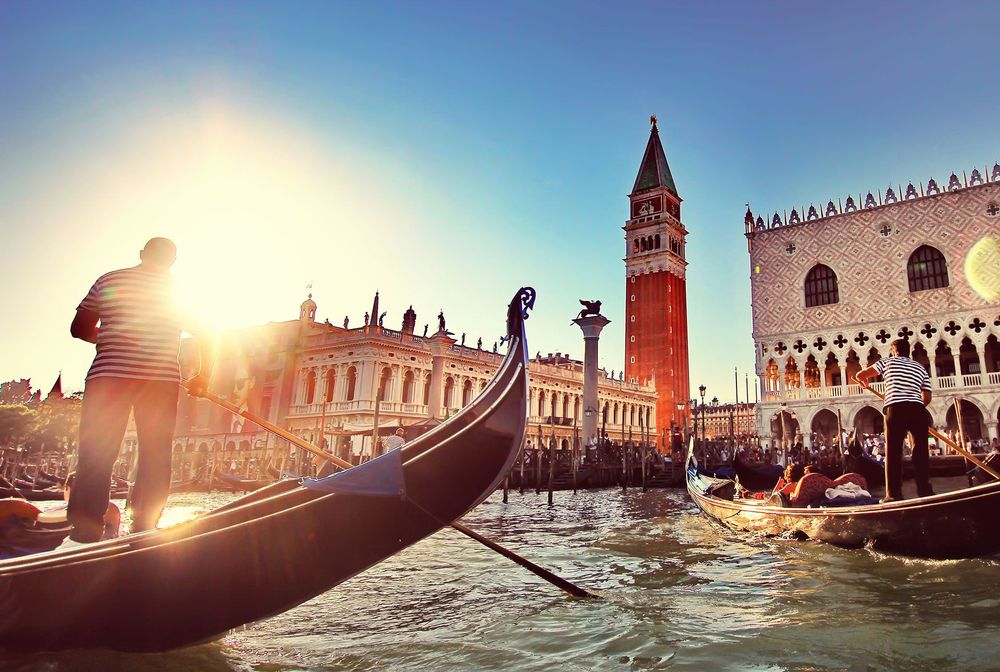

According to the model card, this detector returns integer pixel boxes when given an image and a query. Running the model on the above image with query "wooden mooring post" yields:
[518,439,525,494]
[547,431,555,506]
[572,419,579,495]
[535,426,543,494]
[641,417,648,492]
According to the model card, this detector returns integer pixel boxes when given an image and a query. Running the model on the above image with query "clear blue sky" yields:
[2,1,998,402]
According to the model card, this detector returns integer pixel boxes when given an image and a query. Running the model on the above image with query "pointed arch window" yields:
[804,264,839,307]
[907,245,949,292]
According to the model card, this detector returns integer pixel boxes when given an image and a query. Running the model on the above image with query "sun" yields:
[73,100,390,334]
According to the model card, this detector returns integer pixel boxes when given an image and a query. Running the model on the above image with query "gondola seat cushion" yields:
[790,473,869,507]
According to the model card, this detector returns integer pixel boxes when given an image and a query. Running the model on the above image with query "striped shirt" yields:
[872,355,930,408]
[78,266,182,383]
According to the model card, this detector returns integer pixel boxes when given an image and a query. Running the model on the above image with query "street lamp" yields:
[675,401,685,447]
[688,398,697,449]
[779,402,789,465]
[699,384,707,446]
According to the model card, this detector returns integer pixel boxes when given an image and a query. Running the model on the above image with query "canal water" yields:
[7,487,1000,671]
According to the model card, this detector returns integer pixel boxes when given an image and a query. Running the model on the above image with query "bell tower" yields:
[624,116,690,438]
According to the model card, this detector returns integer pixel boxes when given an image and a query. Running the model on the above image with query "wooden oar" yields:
[861,385,1000,480]
[191,387,597,598]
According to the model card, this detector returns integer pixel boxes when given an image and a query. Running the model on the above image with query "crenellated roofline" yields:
[744,162,1000,236]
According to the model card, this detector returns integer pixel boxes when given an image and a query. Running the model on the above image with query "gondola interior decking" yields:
[0,287,535,653]
[687,446,1000,560]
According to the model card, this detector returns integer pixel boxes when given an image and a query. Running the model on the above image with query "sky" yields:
[2,1,999,402]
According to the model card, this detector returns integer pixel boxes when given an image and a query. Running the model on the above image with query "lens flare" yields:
[965,236,1000,302]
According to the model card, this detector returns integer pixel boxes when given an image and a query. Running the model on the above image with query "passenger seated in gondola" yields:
[786,472,868,507]
[750,464,804,499]
[773,463,804,496]
[751,464,869,506]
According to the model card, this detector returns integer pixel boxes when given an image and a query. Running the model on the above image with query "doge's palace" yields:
[745,164,1000,449]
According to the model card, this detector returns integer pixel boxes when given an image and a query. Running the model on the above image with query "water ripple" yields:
[19,488,1000,670]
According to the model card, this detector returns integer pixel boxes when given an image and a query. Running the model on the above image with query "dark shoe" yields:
[68,524,103,543]
[917,486,936,498]
[69,527,104,544]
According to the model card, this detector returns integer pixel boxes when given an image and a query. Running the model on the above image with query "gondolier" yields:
[382,427,406,453]
[68,238,213,542]
[855,338,933,502]
[0,287,553,653]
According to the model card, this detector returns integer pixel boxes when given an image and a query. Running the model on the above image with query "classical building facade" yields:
[695,401,758,441]
[745,163,1000,448]
[149,293,657,480]
[624,117,691,436]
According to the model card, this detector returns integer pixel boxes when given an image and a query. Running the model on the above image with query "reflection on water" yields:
[17,489,1000,671]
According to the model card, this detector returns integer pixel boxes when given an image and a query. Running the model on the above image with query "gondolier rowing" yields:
[854,338,933,502]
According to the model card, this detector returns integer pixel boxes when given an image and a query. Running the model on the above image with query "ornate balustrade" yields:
[288,400,430,416]
[762,374,996,402]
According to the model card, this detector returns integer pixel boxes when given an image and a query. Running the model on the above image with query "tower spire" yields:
[47,372,63,401]
[631,116,679,197]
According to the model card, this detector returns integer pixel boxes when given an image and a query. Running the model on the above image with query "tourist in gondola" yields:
[67,238,214,543]
[768,463,804,498]
[855,338,933,502]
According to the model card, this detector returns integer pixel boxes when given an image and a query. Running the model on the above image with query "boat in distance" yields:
[0,287,535,653]
[687,446,1000,559]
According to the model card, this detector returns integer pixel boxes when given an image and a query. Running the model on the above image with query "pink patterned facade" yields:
[745,164,1000,446]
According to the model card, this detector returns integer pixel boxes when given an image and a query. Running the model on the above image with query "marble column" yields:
[573,312,611,449]
[427,332,456,419]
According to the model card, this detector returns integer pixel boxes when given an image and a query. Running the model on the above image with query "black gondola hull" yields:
[0,288,533,653]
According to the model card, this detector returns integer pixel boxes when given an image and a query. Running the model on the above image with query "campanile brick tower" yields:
[624,116,690,440]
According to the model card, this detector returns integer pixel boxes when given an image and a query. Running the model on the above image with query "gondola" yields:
[0,287,533,653]
[36,470,63,489]
[0,500,72,559]
[686,443,1000,559]
[211,470,274,492]
[0,475,63,502]
[168,477,209,494]
[731,451,784,490]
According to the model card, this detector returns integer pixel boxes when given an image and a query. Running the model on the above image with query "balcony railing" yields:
[289,400,430,416]
[937,376,957,389]
[762,373,997,403]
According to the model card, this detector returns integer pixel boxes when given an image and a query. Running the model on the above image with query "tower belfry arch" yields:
[624,117,691,437]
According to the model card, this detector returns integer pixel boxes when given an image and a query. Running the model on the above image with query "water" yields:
[6,488,1000,671]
